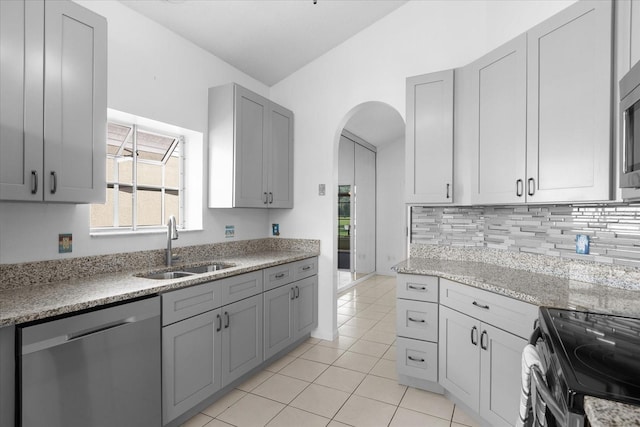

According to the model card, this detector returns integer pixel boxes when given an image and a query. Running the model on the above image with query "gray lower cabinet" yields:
[264,275,318,360]
[221,294,263,385]
[162,308,222,424]
[0,326,15,427]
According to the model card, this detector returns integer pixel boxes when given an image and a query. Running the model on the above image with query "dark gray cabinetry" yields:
[0,326,15,427]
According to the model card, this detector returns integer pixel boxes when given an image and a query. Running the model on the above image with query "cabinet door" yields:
[43,0,106,203]
[293,275,318,340]
[438,306,480,412]
[479,323,527,427]
[526,0,612,203]
[162,309,222,424]
[268,102,294,208]
[0,326,15,427]
[234,85,269,208]
[263,284,295,360]
[406,70,454,204]
[0,0,43,201]
[470,35,527,205]
[221,294,263,385]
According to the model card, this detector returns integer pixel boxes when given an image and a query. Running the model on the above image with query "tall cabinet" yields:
[0,0,107,203]
[405,70,454,204]
[208,84,294,208]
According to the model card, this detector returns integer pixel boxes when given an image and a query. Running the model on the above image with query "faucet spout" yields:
[166,215,179,267]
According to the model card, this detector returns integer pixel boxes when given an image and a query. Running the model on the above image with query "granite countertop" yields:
[395,256,640,427]
[0,249,319,327]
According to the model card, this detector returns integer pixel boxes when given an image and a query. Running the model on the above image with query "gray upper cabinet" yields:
[469,35,527,205]
[0,0,106,203]
[406,70,454,204]
[208,83,293,208]
[526,0,612,203]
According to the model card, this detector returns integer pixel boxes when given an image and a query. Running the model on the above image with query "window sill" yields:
[90,227,203,237]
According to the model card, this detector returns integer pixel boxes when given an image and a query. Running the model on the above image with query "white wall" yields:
[376,137,406,275]
[0,0,272,264]
[269,0,575,340]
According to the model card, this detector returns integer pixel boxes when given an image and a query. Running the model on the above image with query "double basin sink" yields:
[139,263,234,280]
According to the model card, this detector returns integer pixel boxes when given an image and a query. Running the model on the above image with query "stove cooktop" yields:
[539,307,640,407]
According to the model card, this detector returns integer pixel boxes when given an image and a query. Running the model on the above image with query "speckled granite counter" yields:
[395,255,640,427]
[0,246,319,327]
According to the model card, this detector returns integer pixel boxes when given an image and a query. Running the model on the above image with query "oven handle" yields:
[531,365,568,427]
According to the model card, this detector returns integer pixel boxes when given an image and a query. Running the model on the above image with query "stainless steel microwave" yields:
[620,60,640,188]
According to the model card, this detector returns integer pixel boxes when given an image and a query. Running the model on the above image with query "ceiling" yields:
[119,0,408,87]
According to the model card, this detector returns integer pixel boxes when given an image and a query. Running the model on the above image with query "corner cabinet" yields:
[469,0,612,205]
[405,70,454,204]
[208,83,294,208]
[0,0,107,203]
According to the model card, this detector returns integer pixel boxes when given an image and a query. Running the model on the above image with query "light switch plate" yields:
[319,184,326,196]
[58,234,72,253]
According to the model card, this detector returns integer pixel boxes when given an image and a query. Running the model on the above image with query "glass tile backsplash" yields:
[411,204,640,268]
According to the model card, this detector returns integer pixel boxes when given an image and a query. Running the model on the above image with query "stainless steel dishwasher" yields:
[18,296,161,427]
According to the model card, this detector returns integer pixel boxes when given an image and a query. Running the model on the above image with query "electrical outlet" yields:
[319,184,326,196]
[58,234,72,253]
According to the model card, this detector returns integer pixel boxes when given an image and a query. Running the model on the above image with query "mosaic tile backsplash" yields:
[411,204,640,268]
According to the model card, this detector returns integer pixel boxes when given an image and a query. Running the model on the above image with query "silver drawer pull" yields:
[408,317,425,323]
[472,301,490,310]
[408,285,426,291]
[302,266,312,271]
[408,356,425,363]
[275,273,285,279]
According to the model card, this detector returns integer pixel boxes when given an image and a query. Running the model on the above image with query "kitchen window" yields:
[90,110,203,234]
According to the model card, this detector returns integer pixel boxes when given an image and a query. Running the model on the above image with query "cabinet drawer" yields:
[397,274,438,302]
[162,281,223,326]
[397,299,438,342]
[221,271,263,305]
[293,258,317,281]
[439,278,538,339]
[263,263,295,291]
[396,337,438,382]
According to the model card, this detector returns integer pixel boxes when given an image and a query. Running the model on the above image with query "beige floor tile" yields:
[316,335,357,350]
[338,293,354,302]
[354,375,407,405]
[235,369,274,392]
[453,405,481,426]
[389,407,450,427]
[360,329,396,345]
[290,383,351,418]
[201,389,247,418]
[313,365,366,393]
[337,306,357,316]
[337,314,351,326]
[203,420,234,427]
[337,325,368,339]
[218,393,285,426]
[300,345,345,364]
[366,304,393,313]
[369,358,398,380]
[348,339,389,358]
[382,345,397,361]
[287,342,315,357]
[343,317,378,330]
[339,301,371,311]
[180,413,213,427]
[373,321,396,333]
[266,406,330,427]
[279,358,329,382]
[251,373,310,404]
[333,395,397,427]
[400,387,455,420]
[306,337,322,345]
[332,351,379,373]
[264,355,296,373]
[351,295,379,304]
[327,421,351,427]
[354,310,387,321]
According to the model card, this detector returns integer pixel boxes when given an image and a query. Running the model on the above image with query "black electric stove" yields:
[538,307,640,420]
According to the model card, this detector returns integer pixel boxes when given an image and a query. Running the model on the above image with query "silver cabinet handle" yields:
[31,170,38,194]
[290,287,295,300]
[527,178,535,196]
[408,356,425,363]
[408,285,426,291]
[269,192,273,204]
[471,326,478,346]
[224,311,229,328]
[481,330,488,350]
[302,266,312,271]
[472,301,490,310]
[446,183,450,199]
[50,171,57,194]
[275,273,285,279]
[516,179,523,197]
[295,285,299,299]
[408,317,425,323]
[263,192,268,204]
[216,314,222,332]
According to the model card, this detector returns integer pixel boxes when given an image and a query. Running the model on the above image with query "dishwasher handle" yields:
[67,318,134,341]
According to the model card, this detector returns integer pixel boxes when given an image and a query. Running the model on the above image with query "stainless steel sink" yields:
[138,263,233,280]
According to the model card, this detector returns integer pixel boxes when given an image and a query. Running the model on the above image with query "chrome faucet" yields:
[166,215,179,267]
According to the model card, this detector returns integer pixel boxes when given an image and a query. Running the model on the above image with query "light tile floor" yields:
[181,275,480,427]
